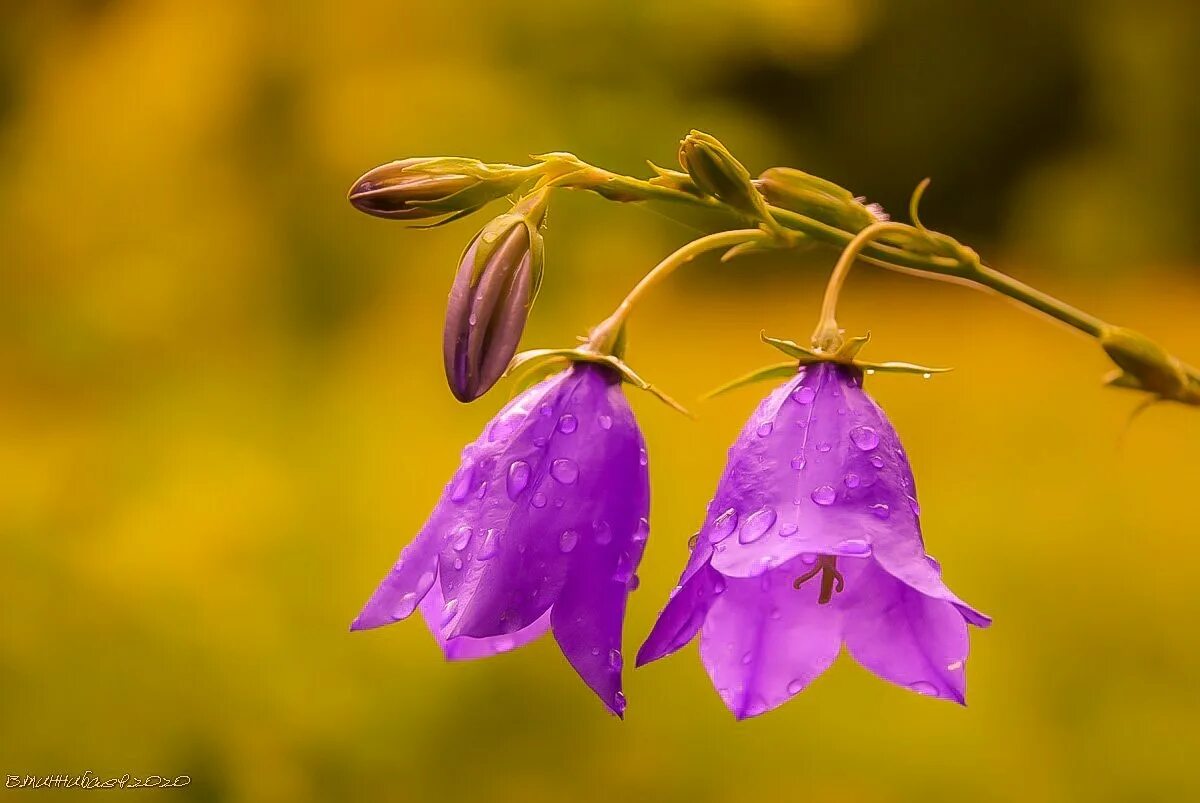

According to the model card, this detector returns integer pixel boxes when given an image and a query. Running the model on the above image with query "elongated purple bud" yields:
[348,157,528,222]
[443,195,547,402]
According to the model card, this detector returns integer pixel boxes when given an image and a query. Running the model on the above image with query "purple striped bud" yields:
[348,157,528,222]
[443,193,548,402]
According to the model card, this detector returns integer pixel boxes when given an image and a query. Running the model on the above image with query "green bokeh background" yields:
[2,2,1199,801]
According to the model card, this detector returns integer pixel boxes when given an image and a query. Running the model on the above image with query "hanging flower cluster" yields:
[346,132,1199,719]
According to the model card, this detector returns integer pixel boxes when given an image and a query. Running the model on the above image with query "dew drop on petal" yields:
[907,495,921,515]
[816,442,832,453]
[946,660,964,671]
[709,508,739,543]
[533,436,548,448]
[800,552,817,565]
[633,517,650,543]
[539,403,554,417]
[590,519,614,545]
[811,485,837,506]
[440,598,459,626]
[738,507,777,544]
[609,649,624,670]
[626,573,640,591]
[449,465,474,502]
[741,651,753,665]
[792,386,816,405]
[492,637,515,653]
[638,448,649,466]
[910,681,939,696]
[478,528,502,559]
[713,574,728,594]
[850,426,880,451]
[393,592,419,619]
[557,414,578,434]
[757,422,773,437]
[451,525,473,551]
[613,552,634,583]
[506,460,531,499]
[550,458,579,484]
[613,691,627,715]
[453,557,463,570]
[870,455,885,469]
[844,472,861,488]
[531,491,547,509]
[870,503,891,519]
[415,571,436,596]
[836,538,871,556]
[559,530,579,553]
[598,414,613,430]
[787,679,806,695]
[790,456,806,471]
[769,607,783,620]
[779,523,799,537]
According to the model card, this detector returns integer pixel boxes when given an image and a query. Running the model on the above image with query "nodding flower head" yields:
[351,362,650,717]
[638,361,989,719]
[348,157,530,222]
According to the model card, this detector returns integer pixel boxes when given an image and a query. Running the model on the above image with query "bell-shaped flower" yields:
[637,360,989,719]
[352,363,650,717]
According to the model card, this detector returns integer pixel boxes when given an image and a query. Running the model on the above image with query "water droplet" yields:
[626,573,640,591]
[811,485,837,506]
[946,660,963,671]
[738,507,777,543]
[609,649,624,670]
[478,528,502,559]
[449,465,474,502]
[559,530,579,553]
[557,414,578,434]
[415,570,436,596]
[790,456,806,471]
[613,691,627,714]
[613,552,634,583]
[865,368,876,376]
[769,607,783,620]
[531,491,548,508]
[909,680,938,696]
[836,538,871,556]
[593,520,613,545]
[476,482,488,500]
[712,574,727,594]
[870,455,885,469]
[492,637,515,653]
[792,386,816,405]
[506,460,531,499]
[451,525,473,551]
[850,426,880,451]
[393,592,419,619]
[816,442,832,453]
[453,557,463,570]
[468,312,478,326]
[870,503,890,519]
[922,372,932,380]
[844,472,861,488]
[550,458,579,484]
[779,523,799,537]
[598,414,613,430]
[539,403,554,417]
[633,517,650,543]
[741,651,754,665]
[638,448,649,466]
[787,679,806,695]
[756,422,773,437]
[591,647,600,656]
[533,436,548,448]
[440,598,459,626]
[709,508,738,543]
[489,416,521,442]
[907,495,921,515]
[800,552,817,564]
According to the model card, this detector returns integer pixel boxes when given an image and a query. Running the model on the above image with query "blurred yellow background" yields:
[2,1,1199,801]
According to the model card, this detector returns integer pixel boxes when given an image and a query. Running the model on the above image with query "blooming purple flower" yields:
[352,364,650,717]
[637,361,990,719]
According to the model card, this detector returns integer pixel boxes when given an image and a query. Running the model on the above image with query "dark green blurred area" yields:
[2,2,1199,802]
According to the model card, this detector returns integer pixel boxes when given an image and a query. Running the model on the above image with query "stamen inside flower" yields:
[792,556,844,604]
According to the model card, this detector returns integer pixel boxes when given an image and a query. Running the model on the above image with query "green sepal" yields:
[858,361,952,376]
[503,348,691,417]
[702,361,798,400]
[759,330,951,377]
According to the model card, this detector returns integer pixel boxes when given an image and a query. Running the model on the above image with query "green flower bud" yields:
[755,167,886,232]
[348,157,528,222]
[677,131,766,218]
[1100,326,1190,399]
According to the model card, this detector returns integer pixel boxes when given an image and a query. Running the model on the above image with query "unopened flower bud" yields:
[1100,326,1189,398]
[348,157,527,222]
[443,194,548,402]
[677,131,767,218]
[755,167,886,232]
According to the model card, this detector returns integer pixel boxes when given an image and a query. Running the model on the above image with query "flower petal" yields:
[636,560,724,667]
[419,575,551,660]
[350,517,446,631]
[841,559,972,703]
[698,557,843,720]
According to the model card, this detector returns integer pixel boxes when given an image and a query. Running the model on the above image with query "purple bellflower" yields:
[637,361,990,719]
[352,363,650,717]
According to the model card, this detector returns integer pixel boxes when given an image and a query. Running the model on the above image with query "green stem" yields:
[587,229,768,354]
[964,263,1106,338]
